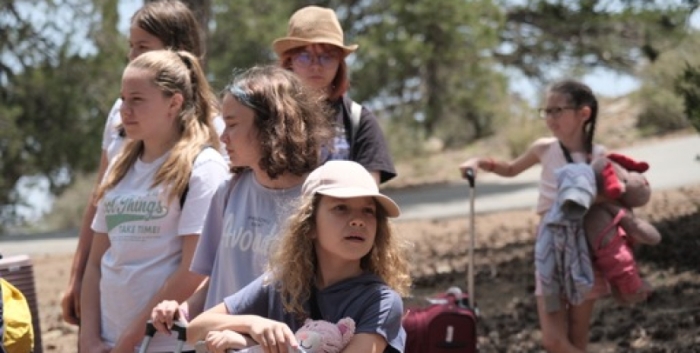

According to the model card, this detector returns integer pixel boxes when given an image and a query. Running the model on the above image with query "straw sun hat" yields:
[272,6,359,57]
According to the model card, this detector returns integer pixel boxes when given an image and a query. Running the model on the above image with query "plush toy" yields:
[295,317,355,353]
[584,153,662,305]
[236,317,355,353]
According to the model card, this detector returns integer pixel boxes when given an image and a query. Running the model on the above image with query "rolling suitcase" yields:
[402,169,479,353]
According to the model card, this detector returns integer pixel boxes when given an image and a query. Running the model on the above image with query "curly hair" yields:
[267,194,412,318]
[279,44,350,101]
[225,65,334,179]
[96,50,220,203]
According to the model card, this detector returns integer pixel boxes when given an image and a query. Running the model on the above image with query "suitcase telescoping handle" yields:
[139,320,187,353]
[462,168,476,310]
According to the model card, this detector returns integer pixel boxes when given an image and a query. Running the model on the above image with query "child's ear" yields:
[169,93,184,117]
[579,105,592,121]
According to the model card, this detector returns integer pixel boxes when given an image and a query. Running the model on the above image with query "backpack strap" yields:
[349,101,362,147]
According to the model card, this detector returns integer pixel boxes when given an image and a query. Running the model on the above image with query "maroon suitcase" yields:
[403,287,477,353]
[403,169,479,353]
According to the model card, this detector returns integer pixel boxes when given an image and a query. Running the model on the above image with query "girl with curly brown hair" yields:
[188,160,411,353]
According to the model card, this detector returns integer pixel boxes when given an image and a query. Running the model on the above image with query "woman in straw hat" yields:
[273,6,397,184]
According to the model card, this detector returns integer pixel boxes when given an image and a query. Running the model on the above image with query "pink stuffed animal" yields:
[295,317,355,353]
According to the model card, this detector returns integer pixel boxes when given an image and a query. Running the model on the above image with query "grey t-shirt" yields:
[190,170,302,310]
[224,273,406,353]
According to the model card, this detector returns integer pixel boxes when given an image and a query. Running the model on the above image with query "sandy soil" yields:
[32,183,700,352]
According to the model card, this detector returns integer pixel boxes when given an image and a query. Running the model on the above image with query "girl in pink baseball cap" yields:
[189,160,411,353]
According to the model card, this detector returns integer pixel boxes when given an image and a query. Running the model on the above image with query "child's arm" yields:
[342,333,388,353]
[201,329,251,352]
[187,303,297,350]
[111,235,206,352]
[151,278,210,334]
[62,151,109,325]
[78,233,112,353]
[458,138,546,178]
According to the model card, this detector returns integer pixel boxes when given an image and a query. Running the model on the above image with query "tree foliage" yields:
[495,0,698,80]
[676,63,700,133]
[0,0,123,230]
[2,0,699,230]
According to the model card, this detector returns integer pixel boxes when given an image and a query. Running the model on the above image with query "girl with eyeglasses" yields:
[150,66,334,341]
[273,6,396,184]
[458,80,610,353]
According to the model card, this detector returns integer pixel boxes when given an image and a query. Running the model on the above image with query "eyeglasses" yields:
[292,52,340,68]
[537,106,577,119]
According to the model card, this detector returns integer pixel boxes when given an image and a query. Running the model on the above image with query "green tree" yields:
[496,0,697,80]
[675,63,700,133]
[206,0,297,89]
[0,0,124,231]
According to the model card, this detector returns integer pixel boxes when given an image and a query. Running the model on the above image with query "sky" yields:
[14,2,699,222]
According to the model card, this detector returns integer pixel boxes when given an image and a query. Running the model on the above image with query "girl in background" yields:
[458,80,608,353]
[273,6,396,184]
[61,0,225,326]
[80,50,228,352]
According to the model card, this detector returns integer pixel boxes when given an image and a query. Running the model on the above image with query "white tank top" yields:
[536,139,605,215]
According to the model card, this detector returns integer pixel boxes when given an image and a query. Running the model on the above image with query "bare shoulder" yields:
[530,137,556,157]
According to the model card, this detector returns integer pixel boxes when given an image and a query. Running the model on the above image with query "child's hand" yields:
[205,330,248,353]
[248,317,299,353]
[458,158,480,179]
[151,300,186,335]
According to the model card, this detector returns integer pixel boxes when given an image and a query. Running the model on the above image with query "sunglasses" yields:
[292,52,340,68]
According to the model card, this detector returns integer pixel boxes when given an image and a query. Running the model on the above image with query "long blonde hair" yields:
[268,194,412,318]
[96,50,220,203]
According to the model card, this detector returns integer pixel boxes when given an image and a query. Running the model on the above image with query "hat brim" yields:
[316,187,400,218]
[273,37,358,57]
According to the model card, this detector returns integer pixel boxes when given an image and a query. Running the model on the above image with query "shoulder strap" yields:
[559,140,593,164]
[349,101,362,146]
[559,141,574,164]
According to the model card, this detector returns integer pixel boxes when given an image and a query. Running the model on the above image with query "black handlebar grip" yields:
[145,320,157,337]
[463,168,475,188]
[172,321,188,341]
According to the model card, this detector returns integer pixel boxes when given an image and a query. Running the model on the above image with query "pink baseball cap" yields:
[302,161,400,218]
